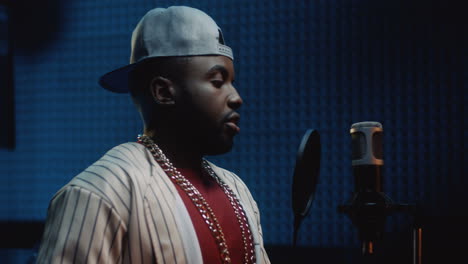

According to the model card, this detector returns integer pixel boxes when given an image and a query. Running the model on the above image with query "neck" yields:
[143,127,203,169]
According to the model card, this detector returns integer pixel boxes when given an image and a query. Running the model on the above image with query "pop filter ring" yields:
[292,129,321,246]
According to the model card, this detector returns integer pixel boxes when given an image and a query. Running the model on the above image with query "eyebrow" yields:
[205,65,229,79]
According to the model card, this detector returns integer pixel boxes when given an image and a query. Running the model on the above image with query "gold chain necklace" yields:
[137,135,256,264]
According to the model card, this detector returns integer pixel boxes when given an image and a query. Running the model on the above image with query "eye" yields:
[211,80,224,88]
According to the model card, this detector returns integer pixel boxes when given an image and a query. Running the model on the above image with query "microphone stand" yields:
[338,193,422,264]
[338,122,422,263]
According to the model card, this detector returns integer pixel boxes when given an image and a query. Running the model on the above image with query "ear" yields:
[149,76,176,105]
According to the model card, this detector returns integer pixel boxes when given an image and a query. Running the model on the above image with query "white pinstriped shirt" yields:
[37,142,270,263]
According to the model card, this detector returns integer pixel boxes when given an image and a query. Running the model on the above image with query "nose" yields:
[227,88,243,110]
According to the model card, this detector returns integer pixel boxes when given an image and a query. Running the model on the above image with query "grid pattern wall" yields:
[0,0,465,256]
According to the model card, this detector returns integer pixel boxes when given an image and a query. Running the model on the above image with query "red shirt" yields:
[176,167,251,264]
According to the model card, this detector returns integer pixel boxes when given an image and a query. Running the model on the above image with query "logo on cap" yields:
[218,29,225,45]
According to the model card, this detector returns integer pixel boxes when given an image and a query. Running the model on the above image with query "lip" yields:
[224,113,240,133]
[225,122,240,133]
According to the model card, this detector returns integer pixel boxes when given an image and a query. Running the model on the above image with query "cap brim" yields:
[98,63,138,93]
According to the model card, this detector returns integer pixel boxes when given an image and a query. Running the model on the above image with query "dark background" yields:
[0,0,466,263]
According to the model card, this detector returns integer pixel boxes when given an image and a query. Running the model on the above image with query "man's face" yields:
[174,55,243,155]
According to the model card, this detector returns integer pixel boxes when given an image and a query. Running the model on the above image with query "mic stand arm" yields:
[338,193,422,264]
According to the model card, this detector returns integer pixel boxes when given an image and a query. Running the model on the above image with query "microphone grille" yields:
[350,121,382,130]
[350,121,384,166]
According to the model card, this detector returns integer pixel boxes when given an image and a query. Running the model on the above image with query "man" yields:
[36,5,270,264]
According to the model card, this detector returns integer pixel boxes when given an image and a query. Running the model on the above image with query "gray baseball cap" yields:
[99,6,233,93]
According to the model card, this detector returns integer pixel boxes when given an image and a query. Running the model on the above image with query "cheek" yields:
[179,85,226,126]
[194,103,226,135]
[192,94,224,119]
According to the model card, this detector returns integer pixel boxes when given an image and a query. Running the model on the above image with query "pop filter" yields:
[292,129,321,246]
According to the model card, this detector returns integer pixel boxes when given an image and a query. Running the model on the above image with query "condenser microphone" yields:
[349,121,389,255]
[341,122,418,260]
[351,121,384,193]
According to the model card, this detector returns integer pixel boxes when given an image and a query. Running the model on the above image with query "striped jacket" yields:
[37,142,270,263]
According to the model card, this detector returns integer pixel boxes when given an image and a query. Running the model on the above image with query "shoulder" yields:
[76,142,150,184]
[86,142,149,175]
[55,143,152,209]
[100,142,149,167]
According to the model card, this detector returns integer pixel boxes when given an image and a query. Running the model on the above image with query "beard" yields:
[202,132,235,155]
[188,120,236,156]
